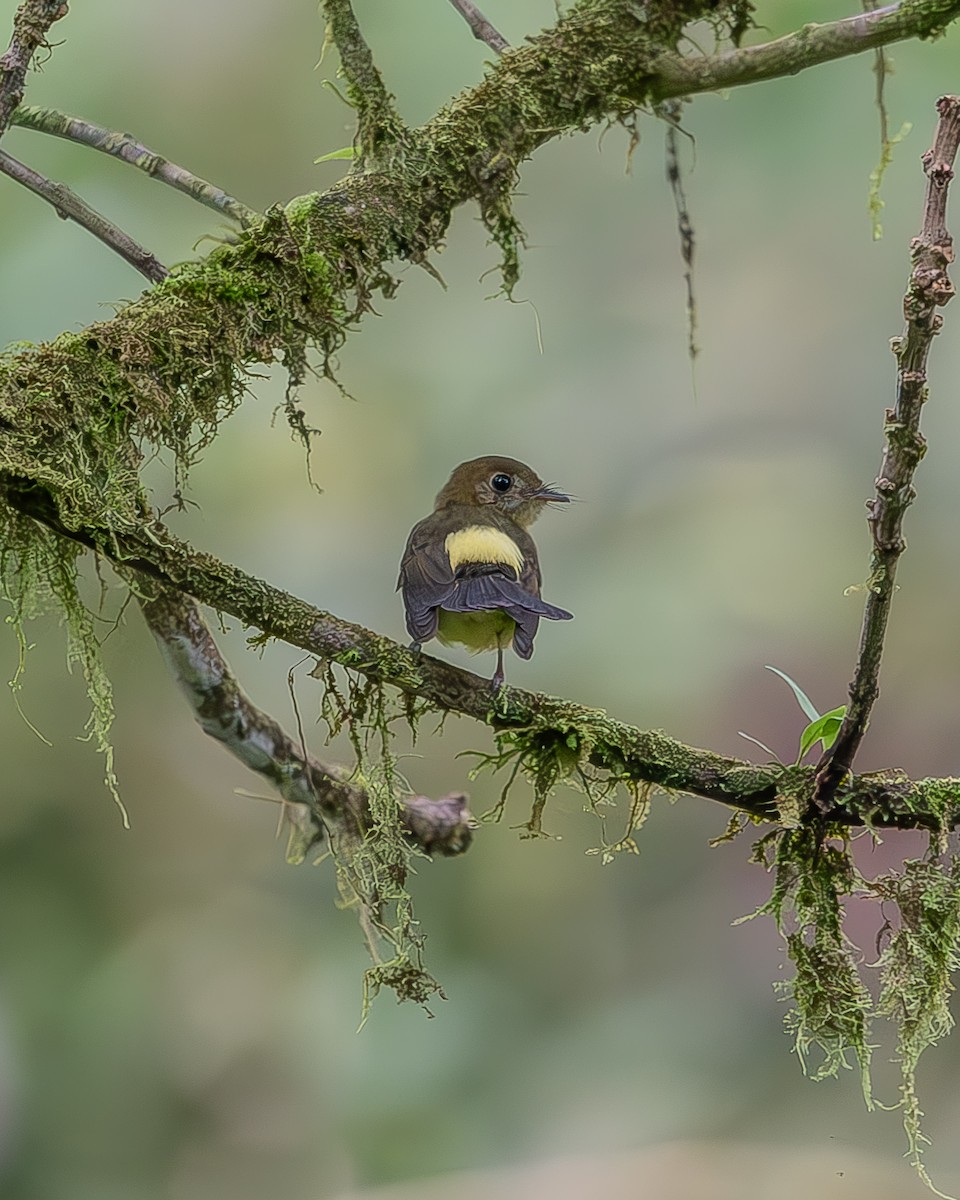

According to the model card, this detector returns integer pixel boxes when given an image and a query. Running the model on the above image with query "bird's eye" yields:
[491,473,513,493]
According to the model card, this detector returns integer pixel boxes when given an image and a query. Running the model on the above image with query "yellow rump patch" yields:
[438,609,516,653]
[444,525,524,575]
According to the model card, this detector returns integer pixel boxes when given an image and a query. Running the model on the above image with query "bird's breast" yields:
[444,525,524,575]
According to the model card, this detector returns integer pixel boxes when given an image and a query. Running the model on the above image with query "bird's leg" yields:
[408,640,422,654]
[491,644,505,692]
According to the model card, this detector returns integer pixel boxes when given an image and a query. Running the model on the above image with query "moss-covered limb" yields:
[135,581,472,858]
[649,0,960,101]
[816,96,960,807]
[9,105,260,226]
[0,148,169,283]
[1,2,957,530]
[0,0,68,138]
[321,0,405,161]
[7,478,960,832]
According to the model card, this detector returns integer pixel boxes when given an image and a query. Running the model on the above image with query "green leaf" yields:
[797,706,846,763]
[766,665,820,722]
[314,145,358,164]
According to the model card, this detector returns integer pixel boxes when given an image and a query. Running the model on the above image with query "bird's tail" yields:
[448,570,572,660]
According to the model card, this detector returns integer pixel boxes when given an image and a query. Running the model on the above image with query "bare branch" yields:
[0,148,168,282]
[0,0,68,138]
[446,0,509,54]
[10,105,260,226]
[136,582,473,856]
[815,96,960,807]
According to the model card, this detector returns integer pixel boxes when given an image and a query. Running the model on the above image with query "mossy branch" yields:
[1,0,956,532]
[136,582,473,858]
[321,0,405,161]
[5,477,960,833]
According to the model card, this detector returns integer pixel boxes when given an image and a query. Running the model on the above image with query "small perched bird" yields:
[398,456,573,689]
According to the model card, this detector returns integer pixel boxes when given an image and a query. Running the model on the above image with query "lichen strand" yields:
[872,856,960,1180]
[0,505,127,823]
[745,823,960,1185]
[315,665,442,1012]
[752,827,873,1094]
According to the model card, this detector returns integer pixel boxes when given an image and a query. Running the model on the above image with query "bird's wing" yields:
[398,520,458,643]
[398,516,572,654]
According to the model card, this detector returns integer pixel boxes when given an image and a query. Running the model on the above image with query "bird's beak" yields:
[532,484,570,503]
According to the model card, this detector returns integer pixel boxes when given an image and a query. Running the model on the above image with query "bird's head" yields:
[434,456,570,528]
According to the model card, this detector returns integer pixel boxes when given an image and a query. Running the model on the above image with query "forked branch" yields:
[0,0,67,137]
[815,96,960,806]
[136,584,473,856]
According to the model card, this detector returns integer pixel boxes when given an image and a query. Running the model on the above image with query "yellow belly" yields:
[437,609,516,654]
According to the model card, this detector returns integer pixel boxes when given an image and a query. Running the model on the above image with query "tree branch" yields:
[815,96,960,806]
[135,582,473,856]
[445,0,509,54]
[9,105,260,226]
[648,0,960,102]
[4,479,959,833]
[0,0,68,138]
[0,148,168,282]
[321,0,405,159]
[5,0,960,834]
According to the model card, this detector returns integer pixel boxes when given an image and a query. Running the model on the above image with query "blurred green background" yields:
[2,1,960,1196]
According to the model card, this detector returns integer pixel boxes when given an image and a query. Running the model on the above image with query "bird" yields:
[398,456,573,689]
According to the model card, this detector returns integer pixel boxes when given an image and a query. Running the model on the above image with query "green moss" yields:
[745,827,873,1096]
[0,504,127,824]
[314,664,442,1012]
[872,856,960,1185]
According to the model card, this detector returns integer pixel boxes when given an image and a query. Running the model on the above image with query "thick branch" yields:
[9,105,260,226]
[446,0,509,53]
[136,583,473,856]
[815,96,959,806]
[0,148,168,282]
[4,479,959,832]
[0,0,67,138]
[3,0,956,542]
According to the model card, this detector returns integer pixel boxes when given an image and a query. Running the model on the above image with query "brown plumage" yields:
[398,456,573,689]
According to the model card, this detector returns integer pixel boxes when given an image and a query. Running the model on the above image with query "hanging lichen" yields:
[313,661,442,1014]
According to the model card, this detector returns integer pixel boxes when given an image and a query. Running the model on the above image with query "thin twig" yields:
[815,95,960,807]
[0,0,68,138]
[321,0,404,159]
[0,148,168,282]
[10,105,260,226]
[648,1,960,102]
[446,0,509,53]
[3,479,959,833]
[661,101,697,361]
[135,582,473,856]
